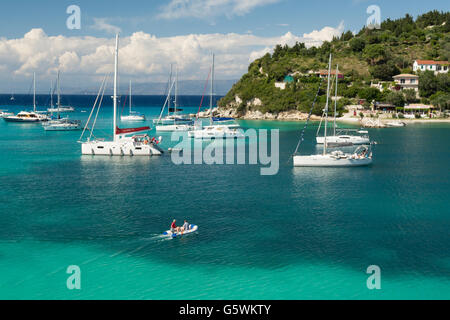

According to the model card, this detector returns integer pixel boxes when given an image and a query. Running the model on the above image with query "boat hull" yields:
[156,124,194,132]
[163,225,198,238]
[188,125,245,139]
[3,117,40,122]
[44,125,81,131]
[81,140,163,156]
[293,155,372,167]
[316,136,370,145]
[121,115,146,121]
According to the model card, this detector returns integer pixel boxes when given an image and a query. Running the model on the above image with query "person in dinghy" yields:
[171,219,180,233]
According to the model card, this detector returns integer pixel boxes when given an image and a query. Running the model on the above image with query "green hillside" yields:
[218,10,450,116]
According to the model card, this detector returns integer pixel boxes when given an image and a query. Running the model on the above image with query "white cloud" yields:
[303,21,345,43]
[158,0,281,20]
[91,18,122,34]
[0,23,344,91]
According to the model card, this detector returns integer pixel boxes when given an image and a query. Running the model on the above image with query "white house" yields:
[413,60,449,74]
[393,74,419,92]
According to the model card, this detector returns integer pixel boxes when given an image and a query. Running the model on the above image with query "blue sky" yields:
[1,0,448,38]
[0,0,448,93]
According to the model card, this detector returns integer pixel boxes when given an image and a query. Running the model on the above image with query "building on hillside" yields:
[374,102,396,113]
[319,70,344,79]
[392,74,419,92]
[413,60,449,74]
[404,104,434,118]
[275,75,295,90]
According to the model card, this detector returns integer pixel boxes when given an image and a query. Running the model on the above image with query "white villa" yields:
[393,74,419,92]
[413,60,449,74]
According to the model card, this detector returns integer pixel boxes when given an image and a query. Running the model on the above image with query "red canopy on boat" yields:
[116,126,150,135]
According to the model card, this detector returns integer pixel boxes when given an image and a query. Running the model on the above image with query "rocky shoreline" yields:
[192,107,450,128]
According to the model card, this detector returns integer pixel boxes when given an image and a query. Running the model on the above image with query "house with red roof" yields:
[413,60,449,74]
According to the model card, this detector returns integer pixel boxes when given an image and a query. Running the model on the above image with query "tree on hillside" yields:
[386,91,406,107]
[419,71,439,98]
[430,92,450,111]
[358,87,382,101]
[404,89,419,104]
[340,31,354,41]
[350,37,366,52]
[363,44,386,65]
[370,61,401,81]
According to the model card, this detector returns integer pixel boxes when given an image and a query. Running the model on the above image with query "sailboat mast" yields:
[210,53,215,125]
[129,80,132,114]
[334,64,339,136]
[168,64,172,116]
[50,80,53,108]
[175,65,178,109]
[57,70,61,119]
[323,54,332,156]
[33,72,36,112]
[113,34,119,142]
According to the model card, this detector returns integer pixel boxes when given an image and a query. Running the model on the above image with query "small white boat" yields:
[47,106,75,113]
[385,121,406,127]
[3,111,46,122]
[121,112,146,121]
[6,73,49,122]
[121,81,145,121]
[43,118,82,131]
[154,65,192,129]
[188,124,245,139]
[156,123,194,132]
[163,225,198,238]
[316,134,370,145]
[294,147,373,167]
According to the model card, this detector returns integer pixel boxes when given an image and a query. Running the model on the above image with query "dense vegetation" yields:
[218,10,450,115]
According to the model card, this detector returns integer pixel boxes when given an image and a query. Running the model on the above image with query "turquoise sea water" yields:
[0,96,449,299]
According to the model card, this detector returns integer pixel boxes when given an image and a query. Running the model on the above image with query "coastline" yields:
[212,108,450,125]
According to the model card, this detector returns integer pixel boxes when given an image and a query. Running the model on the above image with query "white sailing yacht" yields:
[188,54,244,139]
[121,80,145,121]
[155,65,194,132]
[316,65,370,146]
[43,71,82,131]
[80,34,163,156]
[293,55,372,167]
[4,73,49,122]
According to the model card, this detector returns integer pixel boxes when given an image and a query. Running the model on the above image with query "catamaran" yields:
[155,65,194,132]
[43,71,82,131]
[3,73,49,122]
[293,54,373,167]
[188,54,244,139]
[80,34,163,156]
[315,65,370,146]
[121,80,145,121]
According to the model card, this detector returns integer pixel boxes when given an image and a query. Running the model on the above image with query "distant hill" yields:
[52,80,237,96]
[218,10,450,115]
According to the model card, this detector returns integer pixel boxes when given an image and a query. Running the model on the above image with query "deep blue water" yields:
[0,95,449,299]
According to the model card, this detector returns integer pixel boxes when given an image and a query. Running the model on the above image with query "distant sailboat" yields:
[315,64,370,146]
[155,65,194,132]
[80,34,163,156]
[293,54,373,167]
[121,80,145,121]
[188,54,244,139]
[3,73,49,122]
[43,71,82,131]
